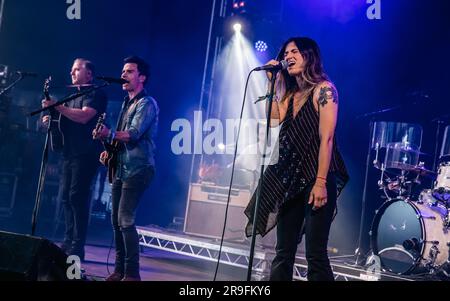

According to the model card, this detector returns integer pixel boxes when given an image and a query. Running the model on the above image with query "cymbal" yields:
[410,166,437,178]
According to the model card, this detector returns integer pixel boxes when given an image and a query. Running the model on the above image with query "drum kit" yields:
[369,122,450,277]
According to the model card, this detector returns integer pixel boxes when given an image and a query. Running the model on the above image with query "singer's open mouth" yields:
[288,61,296,67]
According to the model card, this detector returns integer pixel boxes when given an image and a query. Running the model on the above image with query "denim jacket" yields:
[114,90,159,180]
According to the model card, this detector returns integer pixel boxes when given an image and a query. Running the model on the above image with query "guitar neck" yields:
[43,77,59,117]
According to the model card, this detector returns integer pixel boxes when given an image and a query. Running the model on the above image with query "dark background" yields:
[0,0,449,256]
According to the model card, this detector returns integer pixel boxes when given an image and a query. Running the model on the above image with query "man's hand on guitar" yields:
[41,98,57,108]
[41,115,50,127]
[92,124,110,140]
[99,151,108,166]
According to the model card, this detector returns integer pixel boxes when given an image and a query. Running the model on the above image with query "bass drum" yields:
[370,198,450,275]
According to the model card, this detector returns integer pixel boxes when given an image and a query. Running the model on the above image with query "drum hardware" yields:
[354,121,424,265]
[419,189,435,205]
[373,142,381,167]
[378,144,431,200]
[370,198,450,276]
[433,246,450,280]
[368,124,450,278]
[418,214,436,220]
[403,238,441,250]
[419,190,449,219]
[379,168,420,200]
[443,212,450,229]
[432,126,450,205]
[425,242,441,272]
[447,242,450,259]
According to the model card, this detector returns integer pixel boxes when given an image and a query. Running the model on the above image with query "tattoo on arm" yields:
[318,86,338,107]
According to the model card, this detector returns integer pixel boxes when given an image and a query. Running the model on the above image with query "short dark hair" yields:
[74,58,95,76]
[123,56,150,85]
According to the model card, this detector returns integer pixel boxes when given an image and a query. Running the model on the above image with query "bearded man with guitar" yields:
[93,56,158,281]
[42,58,107,261]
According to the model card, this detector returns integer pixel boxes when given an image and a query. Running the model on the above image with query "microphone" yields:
[16,71,38,77]
[96,76,129,84]
[253,60,288,72]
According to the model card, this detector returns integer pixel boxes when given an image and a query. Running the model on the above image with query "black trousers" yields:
[61,154,100,256]
[270,174,337,281]
[111,167,154,277]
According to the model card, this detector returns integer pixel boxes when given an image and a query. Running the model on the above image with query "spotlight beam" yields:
[233,23,242,32]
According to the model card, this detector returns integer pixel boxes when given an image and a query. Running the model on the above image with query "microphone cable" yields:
[213,70,255,281]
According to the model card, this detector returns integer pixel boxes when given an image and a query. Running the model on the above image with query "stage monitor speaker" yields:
[0,231,69,281]
[184,183,276,248]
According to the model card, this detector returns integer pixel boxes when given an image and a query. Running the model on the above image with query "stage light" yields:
[233,23,242,32]
[255,40,268,52]
[232,0,247,15]
[215,24,268,135]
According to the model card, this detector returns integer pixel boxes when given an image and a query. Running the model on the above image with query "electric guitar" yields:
[44,77,64,151]
[94,113,119,183]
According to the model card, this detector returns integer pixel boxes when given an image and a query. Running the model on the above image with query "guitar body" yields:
[103,141,119,184]
[95,113,119,184]
[49,108,64,151]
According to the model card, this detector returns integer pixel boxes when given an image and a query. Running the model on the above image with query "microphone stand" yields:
[246,69,278,281]
[0,73,25,97]
[28,81,110,236]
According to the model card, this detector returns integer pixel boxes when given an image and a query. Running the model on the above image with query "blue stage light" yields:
[255,40,268,52]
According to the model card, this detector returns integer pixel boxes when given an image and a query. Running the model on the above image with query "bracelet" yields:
[316,176,327,182]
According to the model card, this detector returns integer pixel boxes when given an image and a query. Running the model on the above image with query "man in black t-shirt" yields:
[42,58,107,260]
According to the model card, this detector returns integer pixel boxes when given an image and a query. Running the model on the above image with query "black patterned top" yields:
[244,93,349,237]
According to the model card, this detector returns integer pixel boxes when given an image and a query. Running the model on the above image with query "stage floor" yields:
[80,245,248,281]
[78,225,419,281]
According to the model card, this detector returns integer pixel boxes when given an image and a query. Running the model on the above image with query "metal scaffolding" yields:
[137,226,274,279]
[137,225,417,281]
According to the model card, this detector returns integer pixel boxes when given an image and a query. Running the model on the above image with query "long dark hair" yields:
[275,37,329,102]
